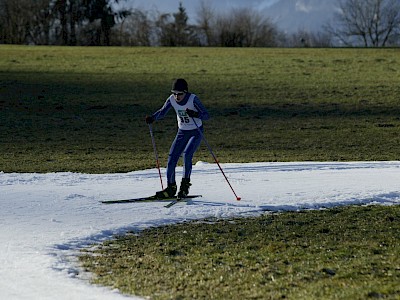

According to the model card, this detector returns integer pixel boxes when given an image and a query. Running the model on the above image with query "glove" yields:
[186,108,199,118]
[145,115,154,124]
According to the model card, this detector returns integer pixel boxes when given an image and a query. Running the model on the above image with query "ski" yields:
[101,195,201,204]
[164,196,196,208]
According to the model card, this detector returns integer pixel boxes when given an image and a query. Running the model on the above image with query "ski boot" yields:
[177,178,191,199]
[155,183,177,199]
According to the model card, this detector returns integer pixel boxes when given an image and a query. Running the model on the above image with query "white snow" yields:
[1,161,400,300]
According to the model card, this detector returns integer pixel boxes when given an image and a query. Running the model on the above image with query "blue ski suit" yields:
[152,93,209,185]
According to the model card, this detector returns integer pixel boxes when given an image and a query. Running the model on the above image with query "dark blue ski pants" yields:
[167,127,203,184]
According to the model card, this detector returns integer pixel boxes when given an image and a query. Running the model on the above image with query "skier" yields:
[145,78,209,199]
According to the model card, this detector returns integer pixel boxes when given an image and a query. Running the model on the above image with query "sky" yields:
[122,0,279,19]
[118,0,337,33]
[2,161,400,299]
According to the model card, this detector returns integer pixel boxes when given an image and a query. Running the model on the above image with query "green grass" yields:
[80,205,400,299]
[1,46,400,172]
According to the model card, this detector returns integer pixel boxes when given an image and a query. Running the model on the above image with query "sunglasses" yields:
[173,92,184,96]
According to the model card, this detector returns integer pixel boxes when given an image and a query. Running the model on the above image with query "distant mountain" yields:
[262,0,339,33]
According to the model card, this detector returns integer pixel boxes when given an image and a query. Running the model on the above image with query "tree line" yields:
[0,0,399,47]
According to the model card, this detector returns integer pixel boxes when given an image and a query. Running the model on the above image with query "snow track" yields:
[1,161,400,299]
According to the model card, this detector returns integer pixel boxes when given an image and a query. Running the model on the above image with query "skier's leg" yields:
[182,132,202,180]
[166,130,187,184]
[178,130,202,198]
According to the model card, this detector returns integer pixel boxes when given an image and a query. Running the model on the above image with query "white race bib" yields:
[170,94,202,130]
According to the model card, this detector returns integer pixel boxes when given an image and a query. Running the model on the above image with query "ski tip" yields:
[164,201,177,208]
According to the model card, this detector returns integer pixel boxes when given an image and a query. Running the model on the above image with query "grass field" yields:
[80,205,400,300]
[1,46,400,173]
[2,46,400,299]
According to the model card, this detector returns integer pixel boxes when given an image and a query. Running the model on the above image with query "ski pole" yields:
[191,117,241,201]
[148,124,164,190]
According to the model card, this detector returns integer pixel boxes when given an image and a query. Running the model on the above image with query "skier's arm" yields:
[152,98,172,121]
[192,96,210,120]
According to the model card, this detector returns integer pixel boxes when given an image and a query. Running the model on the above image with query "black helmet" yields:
[171,78,188,93]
